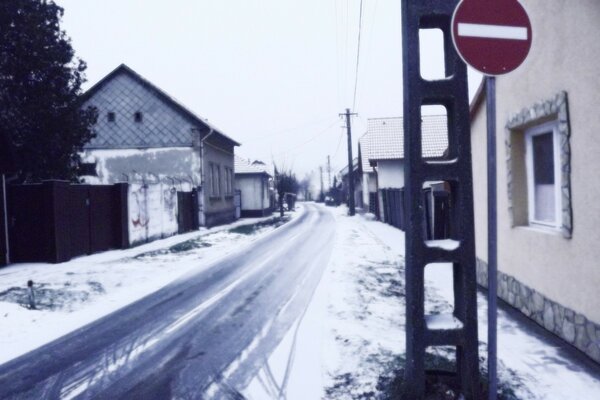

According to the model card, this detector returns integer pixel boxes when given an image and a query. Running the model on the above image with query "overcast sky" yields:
[56,0,482,185]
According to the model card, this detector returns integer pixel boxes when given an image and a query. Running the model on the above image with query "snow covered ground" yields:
[243,205,600,400]
[3,202,599,399]
[0,207,302,365]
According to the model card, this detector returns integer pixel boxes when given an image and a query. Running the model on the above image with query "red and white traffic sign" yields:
[451,0,532,75]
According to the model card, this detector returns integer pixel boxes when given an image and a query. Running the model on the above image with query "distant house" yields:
[365,116,448,226]
[1,130,15,265]
[80,64,240,228]
[338,157,361,209]
[234,157,274,217]
[469,0,600,364]
[358,133,378,216]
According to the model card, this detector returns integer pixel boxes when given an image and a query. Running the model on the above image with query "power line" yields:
[352,0,365,111]
[272,119,339,157]
[332,128,345,158]
[360,0,379,107]
[253,115,333,140]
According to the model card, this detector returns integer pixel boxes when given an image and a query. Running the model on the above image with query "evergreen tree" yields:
[0,0,97,182]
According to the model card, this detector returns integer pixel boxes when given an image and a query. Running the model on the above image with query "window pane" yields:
[532,132,555,223]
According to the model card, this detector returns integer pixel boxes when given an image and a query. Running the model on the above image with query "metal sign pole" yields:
[486,75,497,400]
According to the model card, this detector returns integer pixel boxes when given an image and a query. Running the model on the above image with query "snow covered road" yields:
[0,203,335,399]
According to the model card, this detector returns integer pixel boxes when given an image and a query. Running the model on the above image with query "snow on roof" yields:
[358,131,373,173]
[366,115,448,161]
[339,157,359,176]
[234,156,272,176]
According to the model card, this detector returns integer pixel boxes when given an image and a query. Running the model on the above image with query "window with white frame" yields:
[525,121,561,228]
[505,91,572,238]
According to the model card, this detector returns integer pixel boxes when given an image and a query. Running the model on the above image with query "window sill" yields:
[514,224,562,236]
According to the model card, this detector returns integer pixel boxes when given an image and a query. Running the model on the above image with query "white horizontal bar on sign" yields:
[458,23,528,40]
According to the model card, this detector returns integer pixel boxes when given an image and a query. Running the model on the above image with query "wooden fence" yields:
[0,180,204,265]
[379,185,450,240]
[7,181,128,263]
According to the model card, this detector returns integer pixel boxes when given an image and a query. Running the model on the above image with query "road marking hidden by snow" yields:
[164,239,300,336]
[0,208,306,366]
[244,206,407,399]
[62,217,311,399]
[206,210,333,398]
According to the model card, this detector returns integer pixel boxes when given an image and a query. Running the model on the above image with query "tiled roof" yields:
[234,156,272,176]
[358,132,373,173]
[339,157,359,176]
[366,115,448,161]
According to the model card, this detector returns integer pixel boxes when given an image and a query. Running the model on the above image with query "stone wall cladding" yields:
[476,258,600,364]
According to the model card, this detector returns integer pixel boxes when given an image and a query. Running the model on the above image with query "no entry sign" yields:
[451,0,532,75]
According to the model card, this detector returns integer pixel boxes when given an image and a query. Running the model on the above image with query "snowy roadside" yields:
[243,205,600,399]
[0,206,303,365]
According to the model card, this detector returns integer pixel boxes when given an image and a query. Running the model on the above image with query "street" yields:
[0,204,335,399]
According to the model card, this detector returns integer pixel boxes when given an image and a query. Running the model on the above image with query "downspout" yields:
[261,175,265,215]
[198,127,215,227]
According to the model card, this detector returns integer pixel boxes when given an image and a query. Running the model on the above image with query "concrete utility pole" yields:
[319,166,324,201]
[327,155,332,192]
[340,108,357,216]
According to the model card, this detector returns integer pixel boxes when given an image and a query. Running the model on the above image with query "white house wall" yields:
[377,160,404,189]
[235,175,268,211]
[361,171,377,210]
[81,148,200,189]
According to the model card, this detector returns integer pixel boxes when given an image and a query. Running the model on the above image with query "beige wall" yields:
[471,1,600,322]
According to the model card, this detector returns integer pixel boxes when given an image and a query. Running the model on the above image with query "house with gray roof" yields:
[365,115,448,223]
[80,64,240,227]
[338,157,361,209]
[358,131,378,216]
[234,156,274,217]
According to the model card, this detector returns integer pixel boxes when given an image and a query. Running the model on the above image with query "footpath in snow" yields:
[0,207,302,365]
[243,205,600,400]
